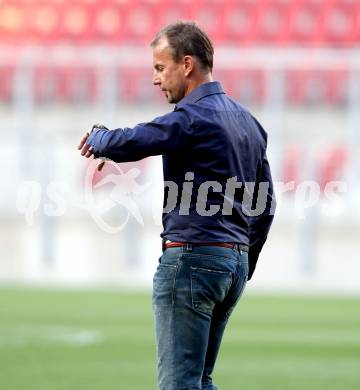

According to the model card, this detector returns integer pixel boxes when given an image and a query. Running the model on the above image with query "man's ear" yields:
[183,55,194,77]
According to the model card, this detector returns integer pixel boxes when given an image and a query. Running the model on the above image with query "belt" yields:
[162,240,249,253]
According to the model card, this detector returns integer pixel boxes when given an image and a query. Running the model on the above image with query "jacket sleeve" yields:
[86,109,190,163]
[247,153,276,280]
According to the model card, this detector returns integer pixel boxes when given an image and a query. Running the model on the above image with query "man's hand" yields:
[78,131,93,157]
[78,130,106,172]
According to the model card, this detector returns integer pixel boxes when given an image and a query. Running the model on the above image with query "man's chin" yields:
[167,95,179,104]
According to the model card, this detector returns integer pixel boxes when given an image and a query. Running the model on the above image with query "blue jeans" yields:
[152,244,249,390]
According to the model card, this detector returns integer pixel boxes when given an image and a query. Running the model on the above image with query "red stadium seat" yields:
[0,67,15,103]
[33,67,97,104]
[354,1,360,44]
[189,1,225,41]
[0,0,359,47]
[321,1,356,46]
[286,69,349,105]
[288,0,325,46]
[58,4,92,43]
[254,0,292,45]
[282,145,349,194]
[222,1,257,44]
[157,1,192,27]
[92,3,124,43]
[326,69,349,105]
[214,68,265,105]
[28,3,62,44]
[117,68,159,103]
[0,2,28,42]
[282,145,303,190]
[0,0,358,107]
[286,70,327,105]
[316,146,348,192]
[33,67,66,104]
[121,1,159,44]
[62,67,97,103]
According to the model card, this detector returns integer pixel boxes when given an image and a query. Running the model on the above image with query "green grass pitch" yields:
[0,287,359,390]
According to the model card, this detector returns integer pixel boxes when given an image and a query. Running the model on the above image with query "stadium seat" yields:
[281,145,349,193]
[63,67,97,103]
[117,68,159,103]
[254,0,292,45]
[157,3,191,32]
[222,1,257,44]
[286,68,350,105]
[92,3,123,43]
[214,68,265,105]
[189,1,225,41]
[33,67,63,104]
[351,0,360,45]
[282,145,303,190]
[121,1,159,43]
[28,3,62,44]
[0,67,15,103]
[158,6,189,25]
[288,0,324,46]
[33,67,97,104]
[286,70,328,105]
[0,0,360,47]
[326,69,349,105]
[58,4,92,43]
[321,1,356,46]
[316,146,348,191]
[0,2,27,42]
[0,0,358,107]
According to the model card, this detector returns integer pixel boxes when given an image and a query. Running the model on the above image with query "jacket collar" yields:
[175,81,225,109]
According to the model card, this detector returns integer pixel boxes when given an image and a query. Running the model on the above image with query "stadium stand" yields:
[0,0,358,46]
[0,0,358,105]
[281,145,349,196]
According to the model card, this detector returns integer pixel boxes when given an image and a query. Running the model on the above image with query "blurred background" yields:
[0,1,360,389]
[1,0,359,292]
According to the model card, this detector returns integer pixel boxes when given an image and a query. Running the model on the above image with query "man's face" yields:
[152,38,188,104]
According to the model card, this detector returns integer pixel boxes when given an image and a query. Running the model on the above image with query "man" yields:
[78,21,275,390]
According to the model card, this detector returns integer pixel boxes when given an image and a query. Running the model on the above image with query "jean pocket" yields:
[152,264,178,307]
[190,266,232,315]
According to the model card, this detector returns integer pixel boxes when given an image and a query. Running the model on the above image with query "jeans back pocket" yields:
[190,266,232,315]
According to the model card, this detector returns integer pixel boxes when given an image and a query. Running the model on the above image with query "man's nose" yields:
[153,73,160,86]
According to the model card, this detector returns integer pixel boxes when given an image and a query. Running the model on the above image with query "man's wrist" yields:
[87,124,110,157]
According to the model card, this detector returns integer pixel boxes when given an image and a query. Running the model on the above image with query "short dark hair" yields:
[150,21,214,72]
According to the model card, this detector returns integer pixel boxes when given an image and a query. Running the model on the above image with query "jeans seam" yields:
[170,305,175,389]
[225,274,247,319]
[170,254,182,305]
[171,255,182,389]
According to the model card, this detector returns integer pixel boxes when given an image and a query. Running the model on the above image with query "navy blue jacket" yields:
[87,81,276,279]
